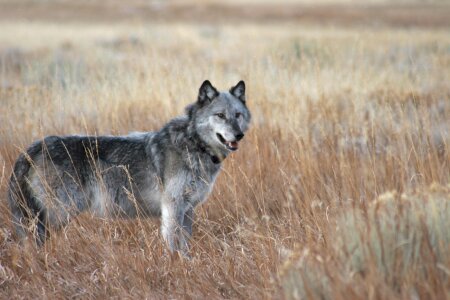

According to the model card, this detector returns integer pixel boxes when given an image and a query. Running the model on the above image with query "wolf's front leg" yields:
[175,205,194,256]
[161,201,191,257]
[161,202,177,252]
[161,172,193,256]
[182,207,194,238]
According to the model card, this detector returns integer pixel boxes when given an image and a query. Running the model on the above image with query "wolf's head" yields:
[187,80,251,161]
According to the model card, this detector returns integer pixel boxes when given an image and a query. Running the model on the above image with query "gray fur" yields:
[7,80,251,255]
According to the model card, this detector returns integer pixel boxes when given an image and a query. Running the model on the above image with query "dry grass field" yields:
[0,1,449,299]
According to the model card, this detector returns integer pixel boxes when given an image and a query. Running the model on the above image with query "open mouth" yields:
[216,133,239,151]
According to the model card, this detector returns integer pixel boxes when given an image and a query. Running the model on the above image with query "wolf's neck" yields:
[155,116,225,165]
[186,120,226,164]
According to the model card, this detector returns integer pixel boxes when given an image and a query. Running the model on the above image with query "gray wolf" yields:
[7,80,251,255]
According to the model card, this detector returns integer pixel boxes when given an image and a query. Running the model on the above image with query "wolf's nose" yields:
[235,133,244,141]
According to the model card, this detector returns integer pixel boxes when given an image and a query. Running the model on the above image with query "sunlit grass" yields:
[0,21,449,298]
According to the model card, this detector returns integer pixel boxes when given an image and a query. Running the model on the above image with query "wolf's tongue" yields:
[228,141,238,149]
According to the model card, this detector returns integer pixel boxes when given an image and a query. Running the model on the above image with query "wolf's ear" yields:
[230,80,246,104]
[198,80,219,105]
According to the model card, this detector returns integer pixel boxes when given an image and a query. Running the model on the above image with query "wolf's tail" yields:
[7,145,47,244]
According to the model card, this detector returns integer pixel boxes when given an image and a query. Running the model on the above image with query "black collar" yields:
[210,155,221,164]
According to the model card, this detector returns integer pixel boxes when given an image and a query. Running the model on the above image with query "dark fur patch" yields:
[198,80,219,106]
[230,80,246,104]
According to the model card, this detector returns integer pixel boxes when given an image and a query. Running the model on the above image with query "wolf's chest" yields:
[185,171,219,207]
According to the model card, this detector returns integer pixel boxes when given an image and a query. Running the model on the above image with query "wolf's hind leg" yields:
[35,210,49,246]
[9,207,28,241]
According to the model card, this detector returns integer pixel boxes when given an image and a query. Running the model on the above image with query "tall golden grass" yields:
[0,22,449,298]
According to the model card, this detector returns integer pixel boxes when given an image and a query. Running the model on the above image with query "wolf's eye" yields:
[216,113,226,119]
[235,112,241,118]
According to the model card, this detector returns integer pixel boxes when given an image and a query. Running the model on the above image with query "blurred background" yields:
[1,0,449,26]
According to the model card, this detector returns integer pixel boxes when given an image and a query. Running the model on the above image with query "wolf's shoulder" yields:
[161,116,190,132]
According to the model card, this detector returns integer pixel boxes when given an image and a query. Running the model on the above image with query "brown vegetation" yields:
[0,4,449,299]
